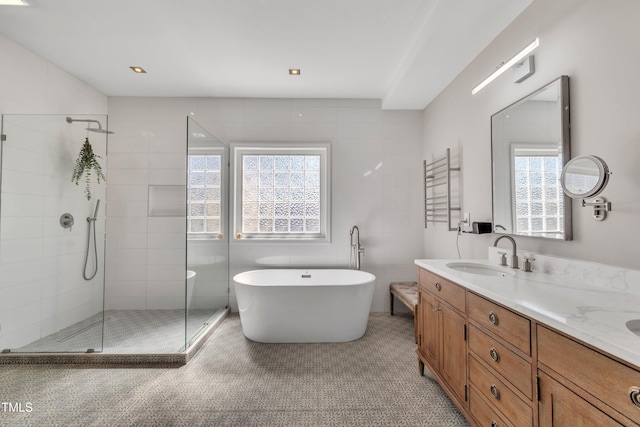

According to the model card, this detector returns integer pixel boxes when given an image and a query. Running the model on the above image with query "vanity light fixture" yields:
[513,55,535,83]
[472,38,540,95]
[289,69,301,76]
[129,66,147,74]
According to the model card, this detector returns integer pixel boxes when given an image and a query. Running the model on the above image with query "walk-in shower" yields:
[0,114,108,354]
[0,114,229,364]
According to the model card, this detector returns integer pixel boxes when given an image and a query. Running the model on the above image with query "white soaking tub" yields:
[233,269,375,343]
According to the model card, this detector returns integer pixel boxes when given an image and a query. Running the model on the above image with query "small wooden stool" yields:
[389,281,418,343]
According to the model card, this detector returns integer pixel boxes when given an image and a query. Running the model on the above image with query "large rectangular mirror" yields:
[491,75,572,240]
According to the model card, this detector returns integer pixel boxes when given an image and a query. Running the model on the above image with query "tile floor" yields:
[13,309,220,354]
[0,313,468,426]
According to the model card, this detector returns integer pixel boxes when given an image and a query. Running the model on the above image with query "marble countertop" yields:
[415,258,640,368]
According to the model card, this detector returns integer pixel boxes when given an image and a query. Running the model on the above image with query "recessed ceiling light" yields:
[289,69,301,76]
[0,0,29,5]
[129,66,147,74]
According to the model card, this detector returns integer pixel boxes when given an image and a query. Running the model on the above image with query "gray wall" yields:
[422,0,640,269]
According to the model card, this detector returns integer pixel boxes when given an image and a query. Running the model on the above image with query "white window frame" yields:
[231,142,331,242]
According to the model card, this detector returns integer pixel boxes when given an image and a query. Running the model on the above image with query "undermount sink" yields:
[626,319,640,337]
[446,262,516,277]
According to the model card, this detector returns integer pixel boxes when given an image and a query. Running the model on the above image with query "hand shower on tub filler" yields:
[349,225,365,270]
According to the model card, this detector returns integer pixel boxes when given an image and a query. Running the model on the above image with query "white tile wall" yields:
[104,98,188,309]
[0,117,107,350]
[106,97,424,313]
[0,33,107,349]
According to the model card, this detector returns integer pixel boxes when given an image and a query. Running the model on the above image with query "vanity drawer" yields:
[538,325,640,423]
[468,292,531,355]
[469,387,514,427]
[469,355,533,427]
[468,324,532,400]
[418,268,465,312]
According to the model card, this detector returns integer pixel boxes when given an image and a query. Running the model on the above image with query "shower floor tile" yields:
[13,309,219,354]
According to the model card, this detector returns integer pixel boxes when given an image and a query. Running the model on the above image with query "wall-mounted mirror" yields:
[491,75,572,240]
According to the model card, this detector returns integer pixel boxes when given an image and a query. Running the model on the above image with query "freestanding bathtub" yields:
[233,269,375,343]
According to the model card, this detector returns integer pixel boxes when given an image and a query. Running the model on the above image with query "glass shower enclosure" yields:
[0,114,107,353]
[0,114,229,357]
[185,118,229,347]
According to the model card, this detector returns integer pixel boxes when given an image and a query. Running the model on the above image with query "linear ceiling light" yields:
[472,38,540,95]
[0,0,29,5]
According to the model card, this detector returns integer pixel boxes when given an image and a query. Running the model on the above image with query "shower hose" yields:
[83,199,100,281]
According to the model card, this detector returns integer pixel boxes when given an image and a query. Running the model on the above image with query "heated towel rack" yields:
[424,148,460,230]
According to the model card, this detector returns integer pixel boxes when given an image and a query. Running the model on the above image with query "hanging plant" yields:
[72,137,106,201]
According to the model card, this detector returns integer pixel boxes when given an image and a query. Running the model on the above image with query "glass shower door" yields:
[0,114,107,353]
[185,118,229,347]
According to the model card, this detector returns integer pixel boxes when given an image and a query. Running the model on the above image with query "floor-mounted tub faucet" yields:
[493,235,519,269]
[349,226,365,270]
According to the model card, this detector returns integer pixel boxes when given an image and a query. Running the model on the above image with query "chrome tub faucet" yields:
[349,226,365,270]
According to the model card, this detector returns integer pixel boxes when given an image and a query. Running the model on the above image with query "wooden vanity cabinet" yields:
[440,303,467,401]
[417,268,468,405]
[538,371,625,426]
[467,292,534,427]
[537,325,640,427]
[418,290,439,369]
[416,265,640,427]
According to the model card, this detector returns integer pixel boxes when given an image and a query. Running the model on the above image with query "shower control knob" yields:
[60,213,74,231]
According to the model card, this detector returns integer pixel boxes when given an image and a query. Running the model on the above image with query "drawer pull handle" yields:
[630,386,640,408]
[432,307,442,313]
[488,311,499,326]
[491,422,499,427]
[489,347,500,363]
[490,384,501,400]
[435,282,441,292]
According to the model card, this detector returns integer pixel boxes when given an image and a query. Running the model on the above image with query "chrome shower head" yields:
[66,116,114,134]
[86,126,114,135]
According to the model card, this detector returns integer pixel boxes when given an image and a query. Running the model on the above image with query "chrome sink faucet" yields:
[493,235,519,269]
[349,225,365,270]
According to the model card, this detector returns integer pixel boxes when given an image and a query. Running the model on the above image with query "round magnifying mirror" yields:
[560,155,610,199]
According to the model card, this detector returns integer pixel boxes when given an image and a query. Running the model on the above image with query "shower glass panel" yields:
[0,114,107,353]
[185,118,229,347]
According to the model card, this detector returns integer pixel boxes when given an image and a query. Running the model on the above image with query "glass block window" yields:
[188,154,222,236]
[233,144,330,241]
[513,151,563,236]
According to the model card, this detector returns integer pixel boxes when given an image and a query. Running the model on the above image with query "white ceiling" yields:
[0,0,532,110]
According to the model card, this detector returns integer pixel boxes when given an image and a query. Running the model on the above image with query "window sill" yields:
[187,233,225,241]
[233,233,330,244]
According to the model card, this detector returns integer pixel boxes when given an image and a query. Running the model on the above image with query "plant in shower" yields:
[72,137,106,201]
